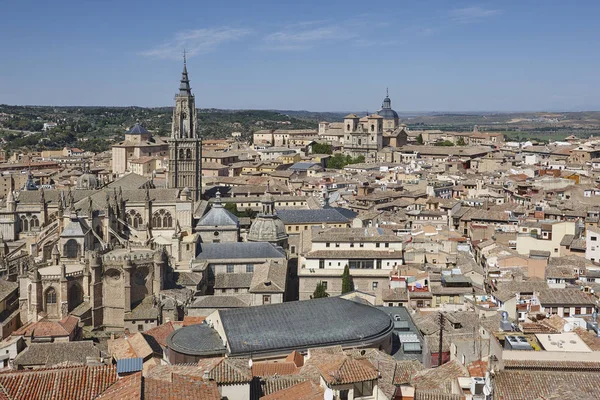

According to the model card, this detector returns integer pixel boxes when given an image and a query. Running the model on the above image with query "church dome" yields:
[247,215,287,243]
[247,193,287,244]
[76,173,99,190]
[127,122,150,135]
[377,91,399,120]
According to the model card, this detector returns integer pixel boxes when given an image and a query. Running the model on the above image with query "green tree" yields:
[456,137,466,146]
[341,265,353,294]
[416,133,424,145]
[312,142,333,154]
[312,281,329,299]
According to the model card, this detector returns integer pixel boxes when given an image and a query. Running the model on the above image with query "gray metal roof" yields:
[196,203,239,228]
[289,162,320,171]
[218,297,394,356]
[276,209,350,224]
[116,357,143,374]
[196,242,285,261]
[166,323,227,356]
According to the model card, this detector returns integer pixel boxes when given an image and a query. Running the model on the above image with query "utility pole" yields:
[438,312,444,367]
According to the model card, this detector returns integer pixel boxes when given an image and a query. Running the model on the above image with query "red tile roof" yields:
[183,316,206,326]
[285,350,304,367]
[144,321,176,347]
[318,357,379,385]
[97,371,221,400]
[252,361,301,377]
[12,316,79,338]
[95,371,142,400]
[260,380,324,400]
[0,365,117,400]
[467,360,488,377]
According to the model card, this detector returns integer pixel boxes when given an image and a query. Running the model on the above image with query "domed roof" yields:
[76,173,99,190]
[248,194,287,244]
[247,216,287,243]
[377,91,399,120]
[378,108,399,119]
[127,122,149,135]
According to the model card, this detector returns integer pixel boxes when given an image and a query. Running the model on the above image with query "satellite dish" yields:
[563,323,573,333]
[248,359,253,368]
[324,388,334,400]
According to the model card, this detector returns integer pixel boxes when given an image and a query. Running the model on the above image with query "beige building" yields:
[298,227,404,302]
[111,123,168,175]
[516,221,576,257]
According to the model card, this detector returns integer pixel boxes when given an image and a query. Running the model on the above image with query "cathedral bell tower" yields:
[167,52,202,201]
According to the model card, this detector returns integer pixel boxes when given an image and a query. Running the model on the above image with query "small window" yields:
[592,236,598,241]
[350,243,355,248]
[376,243,380,248]
[359,243,364,248]
[554,248,558,253]
[385,243,389,248]
[335,243,340,248]
[326,243,330,248]
[372,282,378,290]
[246,264,254,273]
[226,265,234,273]
[322,281,328,289]
[138,324,144,331]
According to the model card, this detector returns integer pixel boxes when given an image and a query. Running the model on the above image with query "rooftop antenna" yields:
[183,48,187,65]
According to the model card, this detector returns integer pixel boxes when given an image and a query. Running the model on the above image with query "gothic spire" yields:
[179,50,192,96]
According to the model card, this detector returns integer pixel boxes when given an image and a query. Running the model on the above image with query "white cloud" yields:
[450,6,502,23]
[139,27,252,59]
[263,26,356,50]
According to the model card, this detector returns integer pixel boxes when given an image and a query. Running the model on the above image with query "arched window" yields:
[127,210,143,229]
[46,287,57,304]
[346,124,350,131]
[64,239,80,259]
[152,209,172,229]
[186,149,192,159]
[179,149,185,159]
[30,216,39,229]
[371,124,375,132]
[20,216,28,232]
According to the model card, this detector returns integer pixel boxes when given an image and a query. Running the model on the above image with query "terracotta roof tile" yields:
[183,316,206,326]
[318,357,379,385]
[260,380,324,400]
[411,361,467,392]
[144,321,176,347]
[285,350,304,367]
[494,370,600,400]
[0,365,117,400]
[252,361,301,377]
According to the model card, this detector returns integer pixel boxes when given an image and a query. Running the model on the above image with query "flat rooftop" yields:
[535,332,592,353]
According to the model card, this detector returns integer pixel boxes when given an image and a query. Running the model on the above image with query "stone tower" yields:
[167,54,202,201]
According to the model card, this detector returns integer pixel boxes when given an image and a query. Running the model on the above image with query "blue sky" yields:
[1,0,599,111]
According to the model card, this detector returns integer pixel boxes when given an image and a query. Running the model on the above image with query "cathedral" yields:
[1,59,289,332]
